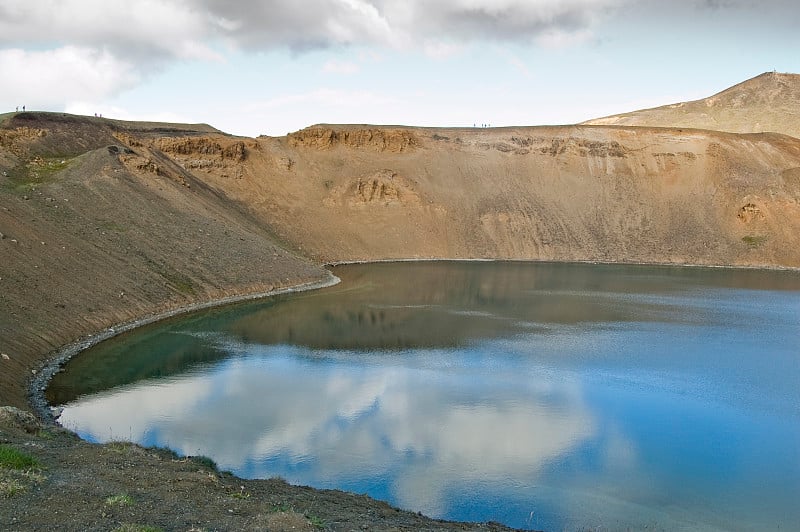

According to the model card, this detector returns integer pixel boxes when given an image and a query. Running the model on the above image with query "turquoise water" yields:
[48,262,800,531]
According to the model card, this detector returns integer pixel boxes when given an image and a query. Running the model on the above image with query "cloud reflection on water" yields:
[59,341,597,519]
[52,262,800,530]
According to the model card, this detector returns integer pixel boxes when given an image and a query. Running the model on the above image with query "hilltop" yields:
[582,72,800,139]
[2,72,800,530]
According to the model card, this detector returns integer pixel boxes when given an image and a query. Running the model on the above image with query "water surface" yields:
[48,262,800,531]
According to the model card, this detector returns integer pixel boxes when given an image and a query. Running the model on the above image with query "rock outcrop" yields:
[288,126,418,152]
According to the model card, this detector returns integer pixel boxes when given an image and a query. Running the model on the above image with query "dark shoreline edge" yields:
[327,257,800,271]
[30,257,800,420]
[28,272,341,424]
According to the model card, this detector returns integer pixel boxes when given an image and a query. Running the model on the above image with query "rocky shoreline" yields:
[27,273,341,424]
[0,405,521,531]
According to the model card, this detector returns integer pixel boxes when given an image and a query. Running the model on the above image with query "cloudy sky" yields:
[2,0,798,136]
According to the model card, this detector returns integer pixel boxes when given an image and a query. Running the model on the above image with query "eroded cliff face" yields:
[287,126,419,152]
[177,124,800,268]
[47,121,800,270]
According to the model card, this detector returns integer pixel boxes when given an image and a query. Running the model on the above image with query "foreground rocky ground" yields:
[0,407,519,531]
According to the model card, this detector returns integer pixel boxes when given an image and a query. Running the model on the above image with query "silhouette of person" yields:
[22,105,25,111]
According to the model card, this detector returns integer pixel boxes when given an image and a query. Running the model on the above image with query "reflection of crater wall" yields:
[49,262,800,400]
[222,262,726,350]
[46,329,231,405]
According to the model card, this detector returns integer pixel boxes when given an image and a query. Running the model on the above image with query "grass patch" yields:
[105,441,150,458]
[36,429,56,440]
[105,493,135,507]
[230,485,251,500]
[98,220,127,233]
[170,278,196,295]
[189,455,218,470]
[0,468,46,497]
[742,235,768,248]
[112,525,164,532]
[4,156,72,192]
[147,445,180,460]
[0,444,40,470]
[309,515,327,529]
[158,267,197,296]
[107,441,137,453]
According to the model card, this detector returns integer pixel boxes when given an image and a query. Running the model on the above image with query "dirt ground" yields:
[0,407,520,532]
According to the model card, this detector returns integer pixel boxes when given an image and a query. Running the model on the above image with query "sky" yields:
[1,0,799,137]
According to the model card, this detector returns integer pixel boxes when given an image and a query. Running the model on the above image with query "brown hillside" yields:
[204,124,800,268]
[0,113,329,410]
[582,72,800,139]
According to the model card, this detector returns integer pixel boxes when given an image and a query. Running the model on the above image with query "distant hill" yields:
[582,72,800,139]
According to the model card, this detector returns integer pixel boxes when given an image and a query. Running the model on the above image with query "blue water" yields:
[48,262,800,531]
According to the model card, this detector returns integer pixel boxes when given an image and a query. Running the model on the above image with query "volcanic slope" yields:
[0,112,329,409]
[184,123,800,268]
[582,71,800,139]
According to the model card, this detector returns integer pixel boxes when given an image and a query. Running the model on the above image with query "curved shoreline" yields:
[28,271,341,424]
[30,257,800,421]
[328,256,800,271]
[14,258,800,532]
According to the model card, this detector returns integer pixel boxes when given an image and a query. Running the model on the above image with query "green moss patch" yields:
[0,444,40,470]
[742,235,768,248]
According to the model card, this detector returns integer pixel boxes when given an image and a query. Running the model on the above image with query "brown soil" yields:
[2,74,800,531]
[0,407,517,531]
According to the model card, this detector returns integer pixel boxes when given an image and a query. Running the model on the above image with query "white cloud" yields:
[0,0,218,61]
[0,0,629,114]
[374,0,625,44]
[0,46,139,109]
[2,0,625,57]
[535,27,594,48]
